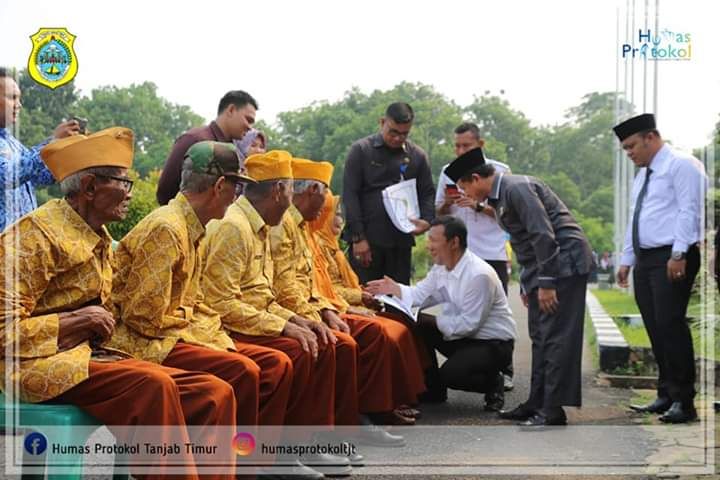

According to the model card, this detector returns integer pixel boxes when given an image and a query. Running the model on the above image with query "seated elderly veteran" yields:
[366,216,517,411]
[0,128,236,480]
[307,192,427,421]
[270,157,404,446]
[107,141,293,428]
[200,150,351,478]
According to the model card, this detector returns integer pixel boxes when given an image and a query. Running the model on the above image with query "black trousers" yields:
[486,260,513,378]
[633,244,699,406]
[486,260,509,295]
[350,243,412,284]
[526,274,587,409]
[416,314,514,395]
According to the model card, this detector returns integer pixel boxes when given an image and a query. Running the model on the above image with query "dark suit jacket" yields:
[342,133,435,248]
[488,173,594,293]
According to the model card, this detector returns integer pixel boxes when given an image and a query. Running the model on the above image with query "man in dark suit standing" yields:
[445,147,594,426]
[342,102,436,284]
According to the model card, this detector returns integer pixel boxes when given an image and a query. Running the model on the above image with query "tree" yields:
[573,211,614,254]
[271,82,463,193]
[540,172,581,212]
[16,68,79,146]
[74,82,204,176]
[464,95,549,174]
[579,185,614,223]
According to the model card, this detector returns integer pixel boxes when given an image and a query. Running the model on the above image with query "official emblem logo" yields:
[27,28,78,89]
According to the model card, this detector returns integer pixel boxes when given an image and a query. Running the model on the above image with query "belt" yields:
[639,243,698,254]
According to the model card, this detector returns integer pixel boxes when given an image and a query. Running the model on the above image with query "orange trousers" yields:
[374,313,427,405]
[56,359,236,480]
[232,334,336,426]
[162,342,294,426]
[332,330,360,425]
[339,314,396,415]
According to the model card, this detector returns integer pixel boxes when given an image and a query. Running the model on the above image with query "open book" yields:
[375,294,419,322]
[382,179,420,234]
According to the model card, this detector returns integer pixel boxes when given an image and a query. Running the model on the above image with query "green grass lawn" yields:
[591,289,640,316]
[591,287,719,360]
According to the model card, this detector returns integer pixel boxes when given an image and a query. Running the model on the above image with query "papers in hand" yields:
[375,294,419,322]
[382,179,420,234]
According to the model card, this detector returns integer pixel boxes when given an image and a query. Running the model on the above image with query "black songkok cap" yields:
[445,147,486,183]
[612,113,656,141]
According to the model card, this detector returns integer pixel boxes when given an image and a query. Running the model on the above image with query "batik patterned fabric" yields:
[0,199,113,402]
[108,193,235,364]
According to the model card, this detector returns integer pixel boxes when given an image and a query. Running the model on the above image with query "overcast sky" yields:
[1,0,718,152]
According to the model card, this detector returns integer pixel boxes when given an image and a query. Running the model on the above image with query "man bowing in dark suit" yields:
[445,147,594,426]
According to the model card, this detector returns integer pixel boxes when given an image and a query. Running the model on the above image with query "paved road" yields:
[352,283,718,479]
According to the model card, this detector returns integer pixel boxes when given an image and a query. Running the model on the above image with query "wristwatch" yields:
[671,251,686,261]
[475,201,486,213]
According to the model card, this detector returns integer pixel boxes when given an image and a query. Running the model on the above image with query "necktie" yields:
[632,168,652,256]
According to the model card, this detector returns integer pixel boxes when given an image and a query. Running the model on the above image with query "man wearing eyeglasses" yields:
[342,102,436,284]
[1,128,238,479]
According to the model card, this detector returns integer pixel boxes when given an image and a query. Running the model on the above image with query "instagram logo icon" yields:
[232,432,256,456]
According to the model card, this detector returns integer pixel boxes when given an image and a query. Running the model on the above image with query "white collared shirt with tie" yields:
[397,250,517,342]
[620,143,707,266]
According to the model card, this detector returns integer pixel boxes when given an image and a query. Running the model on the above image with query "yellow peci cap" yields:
[291,158,333,185]
[244,150,293,181]
[40,127,134,181]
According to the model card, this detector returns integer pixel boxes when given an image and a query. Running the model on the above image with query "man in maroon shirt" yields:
[156,90,258,205]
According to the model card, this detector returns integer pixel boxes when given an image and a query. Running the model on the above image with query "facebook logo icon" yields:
[24,432,47,455]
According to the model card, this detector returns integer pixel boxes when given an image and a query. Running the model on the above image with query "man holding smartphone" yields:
[0,67,81,231]
[436,122,514,392]
[437,122,512,292]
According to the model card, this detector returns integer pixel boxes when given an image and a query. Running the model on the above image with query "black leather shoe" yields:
[484,373,505,412]
[659,402,697,424]
[629,397,672,414]
[498,403,535,421]
[355,424,406,447]
[520,411,567,427]
[299,452,352,477]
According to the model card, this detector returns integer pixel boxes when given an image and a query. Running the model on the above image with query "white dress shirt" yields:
[621,144,707,266]
[435,159,510,261]
[398,250,516,342]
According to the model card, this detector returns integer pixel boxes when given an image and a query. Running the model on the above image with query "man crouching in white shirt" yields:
[366,215,517,411]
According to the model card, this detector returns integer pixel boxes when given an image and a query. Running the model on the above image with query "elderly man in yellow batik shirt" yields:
[270,157,404,446]
[308,192,428,421]
[0,128,236,480]
[200,150,356,477]
[108,141,292,428]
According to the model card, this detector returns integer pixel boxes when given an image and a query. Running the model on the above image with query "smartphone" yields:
[445,184,459,195]
[71,116,88,135]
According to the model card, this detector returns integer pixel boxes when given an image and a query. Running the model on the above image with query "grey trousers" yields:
[526,274,587,409]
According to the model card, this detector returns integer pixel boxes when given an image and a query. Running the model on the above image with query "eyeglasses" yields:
[95,174,134,193]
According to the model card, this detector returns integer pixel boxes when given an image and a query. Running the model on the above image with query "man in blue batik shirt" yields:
[0,67,80,231]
